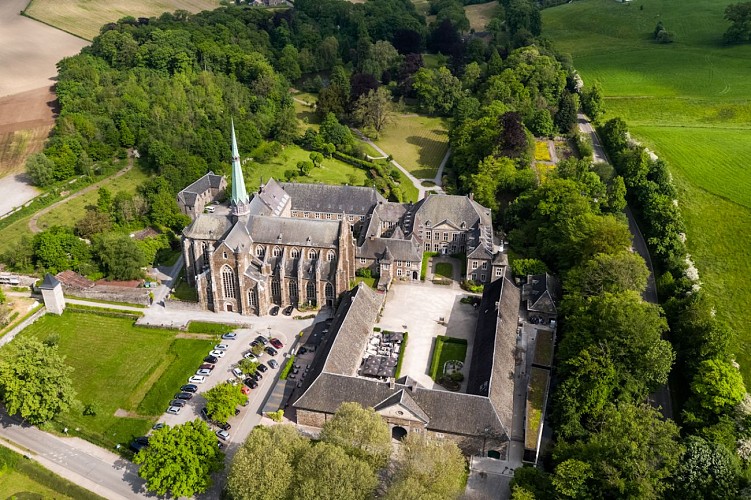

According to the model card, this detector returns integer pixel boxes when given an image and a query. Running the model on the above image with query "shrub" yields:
[450,372,464,382]
[461,280,484,293]
[394,332,409,379]
[83,403,99,416]
[280,356,295,380]
[266,409,284,422]
[356,267,372,278]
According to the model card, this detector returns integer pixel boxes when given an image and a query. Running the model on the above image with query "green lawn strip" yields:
[280,355,296,380]
[65,295,147,308]
[173,279,199,302]
[434,262,453,279]
[421,252,438,280]
[393,168,419,202]
[533,330,554,367]
[374,115,449,178]
[137,338,215,415]
[429,336,468,381]
[186,321,235,334]
[0,444,103,499]
[525,367,549,450]
[65,304,143,318]
[394,332,409,379]
[17,311,186,447]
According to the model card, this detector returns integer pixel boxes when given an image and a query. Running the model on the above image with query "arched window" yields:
[289,280,299,305]
[325,282,334,298]
[271,278,281,304]
[272,246,282,257]
[290,248,299,259]
[306,281,316,306]
[248,289,257,307]
[327,250,335,262]
[308,249,317,260]
[256,245,265,257]
[221,266,236,299]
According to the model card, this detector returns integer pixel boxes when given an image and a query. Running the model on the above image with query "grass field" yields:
[429,336,467,380]
[0,444,102,499]
[543,0,751,382]
[19,311,211,448]
[24,0,221,40]
[375,115,449,179]
[435,262,454,279]
[464,1,499,32]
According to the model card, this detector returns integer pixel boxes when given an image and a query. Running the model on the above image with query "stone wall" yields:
[296,409,329,428]
[164,299,203,311]
[64,285,150,306]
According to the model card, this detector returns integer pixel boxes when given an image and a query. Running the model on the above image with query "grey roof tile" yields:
[280,182,385,216]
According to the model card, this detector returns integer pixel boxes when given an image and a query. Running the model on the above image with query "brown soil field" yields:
[24,0,222,41]
[465,1,499,32]
[0,87,57,177]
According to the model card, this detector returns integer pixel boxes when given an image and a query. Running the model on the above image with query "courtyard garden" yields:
[429,335,467,390]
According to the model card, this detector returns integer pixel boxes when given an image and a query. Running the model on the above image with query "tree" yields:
[0,337,76,425]
[723,2,751,43]
[309,152,323,168]
[134,419,224,497]
[672,436,739,500]
[552,459,594,499]
[499,111,529,158]
[565,251,649,297]
[320,402,391,468]
[555,90,578,133]
[297,160,313,176]
[32,226,92,274]
[581,82,605,121]
[295,442,377,500]
[353,87,395,136]
[75,209,113,239]
[278,45,301,81]
[238,358,259,375]
[204,382,246,424]
[686,359,746,422]
[528,108,555,137]
[93,233,146,280]
[510,258,548,277]
[227,425,308,500]
[412,67,464,116]
[468,155,517,211]
[26,153,55,187]
[387,433,467,500]
[96,187,113,214]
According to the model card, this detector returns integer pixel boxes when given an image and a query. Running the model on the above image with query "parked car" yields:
[241,386,250,396]
[221,332,237,340]
[257,363,268,373]
[255,335,269,345]
[282,305,294,316]
[216,429,230,441]
[152,423,165,431]
[232,367,244,378]
[268,359,279,369]
[189,375,206,384]
[200,407,210,420]
[250,372,263,381]
[234,408,241,416]
[244,378,258,389]
[199,363,214,370]
[219,422,231,431]
[169,399,186,408]
[243,352,258,362]
[196,368,212,376]
[214,344,229,351]
[264,346,278,357]
[209,350,226,358]
[270,306,279,316]
[166,406,181,415]
[130,436,149,452]
[180,384,198,393]
[203,355,218,364]
[269,338,283,349]
[175,392,193,400]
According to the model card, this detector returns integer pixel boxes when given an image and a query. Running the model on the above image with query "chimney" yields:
[469,192,474,201]
[389,378,395,389]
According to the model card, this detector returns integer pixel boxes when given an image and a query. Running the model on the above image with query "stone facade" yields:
[177,171,226,219]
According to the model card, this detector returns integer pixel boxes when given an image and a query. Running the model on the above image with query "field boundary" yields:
[20,0,91,42]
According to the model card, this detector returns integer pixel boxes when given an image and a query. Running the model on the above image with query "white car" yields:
[216,429,230,441]
[196,368,212,376]
[166,406,181,415]
[232,367,244,378]
[189,375,206,384]
[214,344,229,351]
[243,352,258,362]
[210,350,226,358]
[221,333,237,340]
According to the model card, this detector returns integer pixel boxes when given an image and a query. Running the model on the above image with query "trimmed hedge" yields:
[394,332,409,379]
[421,252,438,281]
[429,336,468,380]
[280,355,296,380]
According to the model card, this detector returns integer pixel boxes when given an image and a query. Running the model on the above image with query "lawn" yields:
[375,115,449,180]
[533,330,554,367]
[186,320,235,334]
[435,262,453,280]
[543,0,751,382]
[464,1,499,32]
[525,367,549,450]
[0,444,102,499]
[429,335,468,380]
[24,0,221,40]
[19,311,212,448]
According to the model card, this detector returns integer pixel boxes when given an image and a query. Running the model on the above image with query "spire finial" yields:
[230,119,249,217]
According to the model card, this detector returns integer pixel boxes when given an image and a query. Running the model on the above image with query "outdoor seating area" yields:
[359,331,404,379]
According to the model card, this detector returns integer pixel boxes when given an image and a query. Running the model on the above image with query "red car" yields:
[269,338,283,349]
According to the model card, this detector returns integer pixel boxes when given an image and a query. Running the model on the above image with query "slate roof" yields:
[280,182,385,216]
[177,171,224,207]
[250,178,290,217]
[182,213,233,240]
[374,389,430,423]
[357,238,421,262]
[243,216,341,248]
[525,273,558,315]
[39,273,60,290]
[413,194,491,232]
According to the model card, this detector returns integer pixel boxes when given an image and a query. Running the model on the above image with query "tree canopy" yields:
[319,401,392,468]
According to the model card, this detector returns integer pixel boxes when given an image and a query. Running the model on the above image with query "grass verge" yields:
[394,332,409,379]
[421,252,438,280]
[525,367,549,450]
[435,262,453,280]
[186,321,235,334]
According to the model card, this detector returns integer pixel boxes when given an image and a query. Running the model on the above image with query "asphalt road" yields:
[578,113,674,420]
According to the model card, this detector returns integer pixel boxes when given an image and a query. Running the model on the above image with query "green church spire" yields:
[230,119,249,216]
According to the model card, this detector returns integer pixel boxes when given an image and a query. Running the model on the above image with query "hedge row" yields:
[280,355,296,380]
[394,332,409,380]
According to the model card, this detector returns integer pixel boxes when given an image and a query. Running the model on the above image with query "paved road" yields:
[577,113,673,420]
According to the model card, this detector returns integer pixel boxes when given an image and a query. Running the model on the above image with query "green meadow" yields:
[543,0,751,381]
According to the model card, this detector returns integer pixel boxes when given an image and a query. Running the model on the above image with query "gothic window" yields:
[272,246,282,257]
[327,250,335,262]
[306,281,316,306]
[256,245,265,257]
[325,282,334,298]
[271,278,282,304]
[308,249,317,260]
[289,280,299,304]
[248,289,257,307]
[221,266,236,299]
[223,251,228,259]
[290,248,299,259]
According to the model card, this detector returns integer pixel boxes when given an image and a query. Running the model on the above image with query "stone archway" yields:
[487,450,501,459]
[391,426,408,441]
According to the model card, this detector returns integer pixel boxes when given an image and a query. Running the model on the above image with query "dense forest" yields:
[10,0,750,496]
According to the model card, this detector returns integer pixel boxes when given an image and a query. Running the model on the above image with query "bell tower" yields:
[230,119,250,218]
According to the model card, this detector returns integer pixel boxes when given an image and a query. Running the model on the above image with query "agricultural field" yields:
[19,311,213,448]
[374,115,449,180]
[464,1,499,32]
[24,0,221,41]
[543,0,751,381]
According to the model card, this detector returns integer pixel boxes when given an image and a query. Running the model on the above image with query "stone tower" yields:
[39,273,65,315]
[230,119,250,218]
